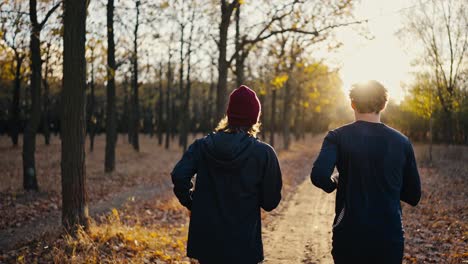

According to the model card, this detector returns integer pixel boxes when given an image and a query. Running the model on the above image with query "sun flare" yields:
[337,0,416,103]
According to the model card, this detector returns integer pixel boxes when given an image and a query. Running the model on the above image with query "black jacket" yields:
[171,132,282,263]
[311,121,421,245]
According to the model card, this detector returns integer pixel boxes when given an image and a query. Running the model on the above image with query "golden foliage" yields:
[270,74,288,89]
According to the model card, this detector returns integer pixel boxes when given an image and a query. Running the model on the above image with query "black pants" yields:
[332,240,404,264]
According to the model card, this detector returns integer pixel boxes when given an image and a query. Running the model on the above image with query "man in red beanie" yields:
[172,85,282,264]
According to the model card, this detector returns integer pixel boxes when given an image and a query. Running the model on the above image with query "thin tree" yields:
[215,0,239,121]
[282,37,304,150]
[86,45,96,152]
[61,0,89,232]
[267,33,288,147]
[177,2,186,147]
[23,0,61,191]
[124,73,132,143]
[10,50,25,146]
[165,44,174,149]
[42,42,52,145]
[130,0,141,151]
[181,8,196,152]
[0,4,28,146]
[105,0,117,172]
[157,62,164,145]
[208,55,216,129]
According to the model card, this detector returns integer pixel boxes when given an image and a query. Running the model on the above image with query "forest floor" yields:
[0,135,466,263]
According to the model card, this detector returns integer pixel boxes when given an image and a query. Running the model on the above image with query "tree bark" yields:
[178,22,185,147]
[42,45,51,146]
[216,0,238,122]
[61,0,89,233]
[181,11,196,152]
[105,0,117,172]
[131,0,141,151]
[234,5,244,87]
[124,75,132,144]
[165,51,173,150]
[209,58,216,129]
[269,88,276,147]
[157,64,164,145]
[9,53,23,146]
[282,79,292,150]
[259,93,266,140]
[87,48,96,152]
[23,0,43,191]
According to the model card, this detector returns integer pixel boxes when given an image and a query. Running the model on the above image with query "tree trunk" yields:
[429,114,433,163]
[294,103,300,141]
[87,51,96,152]
[124,75,132,144]
[105,0,117,172]
[157,64,164,146]
[178,22,185,147]
[42,44,51,146]
[181,11,196,152]
[9,54,23,146]
[234,5,249,87]
[42,80,51,146]
[165,52,173,150]
[61,0,89,233]
[269,88,276,147]
[170,82,176,140]
[234,5,244,87]
[282,79,292,150]
[131,0,141,151]
[269,36,287,147]
[300,102,305,140]
[181,77,190,152]
[216,1,238,122]
[23,0,43,191]
[209,61,216,130]
[259,93,266,140]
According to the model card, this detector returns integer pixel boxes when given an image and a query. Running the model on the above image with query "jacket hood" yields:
[200,132,257,168]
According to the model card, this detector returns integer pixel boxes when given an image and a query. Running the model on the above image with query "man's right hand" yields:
[331,173,339,185]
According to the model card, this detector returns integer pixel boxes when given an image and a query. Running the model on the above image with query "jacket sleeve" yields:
[311,131,338,193]
[171,140,199,210]
[401,141,421,206]
[260,146,282,212]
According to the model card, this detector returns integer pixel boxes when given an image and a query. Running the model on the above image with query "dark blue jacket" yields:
[171,132,282,263]
[311,121,421,244]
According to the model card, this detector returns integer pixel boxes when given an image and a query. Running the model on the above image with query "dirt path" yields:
[0,184,168,252]
[263,178,335,264]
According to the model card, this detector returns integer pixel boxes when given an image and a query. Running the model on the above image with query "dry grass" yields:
[9,197,191,264]
[50,203,190,264]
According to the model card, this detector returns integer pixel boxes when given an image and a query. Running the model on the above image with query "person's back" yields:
[311,80,421,264]
[172,85,282,264]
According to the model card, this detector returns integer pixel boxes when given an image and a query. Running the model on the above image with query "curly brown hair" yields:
[349,80,388,114]
[215,116,261,137]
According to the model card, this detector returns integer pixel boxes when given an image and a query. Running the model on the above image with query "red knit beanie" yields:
[227,85,261,127]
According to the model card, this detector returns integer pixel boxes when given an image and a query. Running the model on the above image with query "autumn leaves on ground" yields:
[0,135,466,263]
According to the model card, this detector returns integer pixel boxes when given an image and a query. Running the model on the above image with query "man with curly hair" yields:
[311,80,421,263]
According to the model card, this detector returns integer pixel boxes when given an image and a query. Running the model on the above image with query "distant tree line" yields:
[384,0,467,145]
